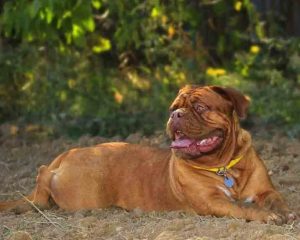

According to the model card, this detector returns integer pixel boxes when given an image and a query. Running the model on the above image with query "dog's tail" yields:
[0,191,35,212]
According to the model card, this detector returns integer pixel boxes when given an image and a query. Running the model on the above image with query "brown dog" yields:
[0,85,296,224]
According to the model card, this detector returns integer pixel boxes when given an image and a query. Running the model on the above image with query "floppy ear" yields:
[209,86,250,119]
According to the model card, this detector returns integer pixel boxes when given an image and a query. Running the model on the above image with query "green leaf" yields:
[151,7,160,18]
[82,17,95,32]
[45,7,54,24]
[65,32,72,44]
[92,0,102,10]
[72,24,84,38]
[255,22,265,39]
[92,37,111,53]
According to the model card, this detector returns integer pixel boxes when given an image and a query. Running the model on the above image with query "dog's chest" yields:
[217,168,255,203]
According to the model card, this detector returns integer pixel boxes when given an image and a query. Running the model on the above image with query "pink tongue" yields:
[171,139,194,148]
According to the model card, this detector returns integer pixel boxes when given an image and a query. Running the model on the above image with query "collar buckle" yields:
[216,167,227,176]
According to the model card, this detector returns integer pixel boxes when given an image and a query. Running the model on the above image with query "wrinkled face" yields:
[166,85,249,159]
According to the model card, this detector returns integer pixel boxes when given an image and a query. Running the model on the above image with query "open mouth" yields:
[170,130,223,154]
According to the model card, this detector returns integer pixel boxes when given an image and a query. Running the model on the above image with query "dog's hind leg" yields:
[0,152,65,213]
[31,165,55,210]
[3,165,55,213]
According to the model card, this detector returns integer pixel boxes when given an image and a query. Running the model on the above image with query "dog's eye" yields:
[194,103,208,113]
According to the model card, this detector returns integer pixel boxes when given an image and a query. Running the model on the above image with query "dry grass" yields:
[0,131,299,239]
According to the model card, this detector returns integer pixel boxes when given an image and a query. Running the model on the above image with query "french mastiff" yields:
[0,86,296,224]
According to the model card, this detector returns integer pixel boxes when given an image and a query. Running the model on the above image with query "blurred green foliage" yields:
[0,0,299,137]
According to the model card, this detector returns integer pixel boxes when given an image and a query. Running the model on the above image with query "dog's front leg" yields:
[188,195,284,224]
[255,190,297,223]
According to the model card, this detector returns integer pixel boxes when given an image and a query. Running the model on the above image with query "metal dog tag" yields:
[224,176,234,188]
[217,167,234,188]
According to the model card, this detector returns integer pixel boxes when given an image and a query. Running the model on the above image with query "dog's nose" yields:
[171,109,184,119]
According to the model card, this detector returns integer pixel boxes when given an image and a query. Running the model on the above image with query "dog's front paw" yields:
[252,210,283,225]
[266,212,286,225]
[286,212,298,224]
[266,211,297,225]
[272,206,298,224]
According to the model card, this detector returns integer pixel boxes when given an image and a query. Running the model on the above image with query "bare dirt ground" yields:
[0,127,299,240]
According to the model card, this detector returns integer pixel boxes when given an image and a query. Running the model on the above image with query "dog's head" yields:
[166,85,250,163]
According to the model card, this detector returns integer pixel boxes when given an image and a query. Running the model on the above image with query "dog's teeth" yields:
[198,139,207,146]
[212,136,218,141]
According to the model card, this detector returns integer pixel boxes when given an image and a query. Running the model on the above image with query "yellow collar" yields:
[189,155,243,174]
